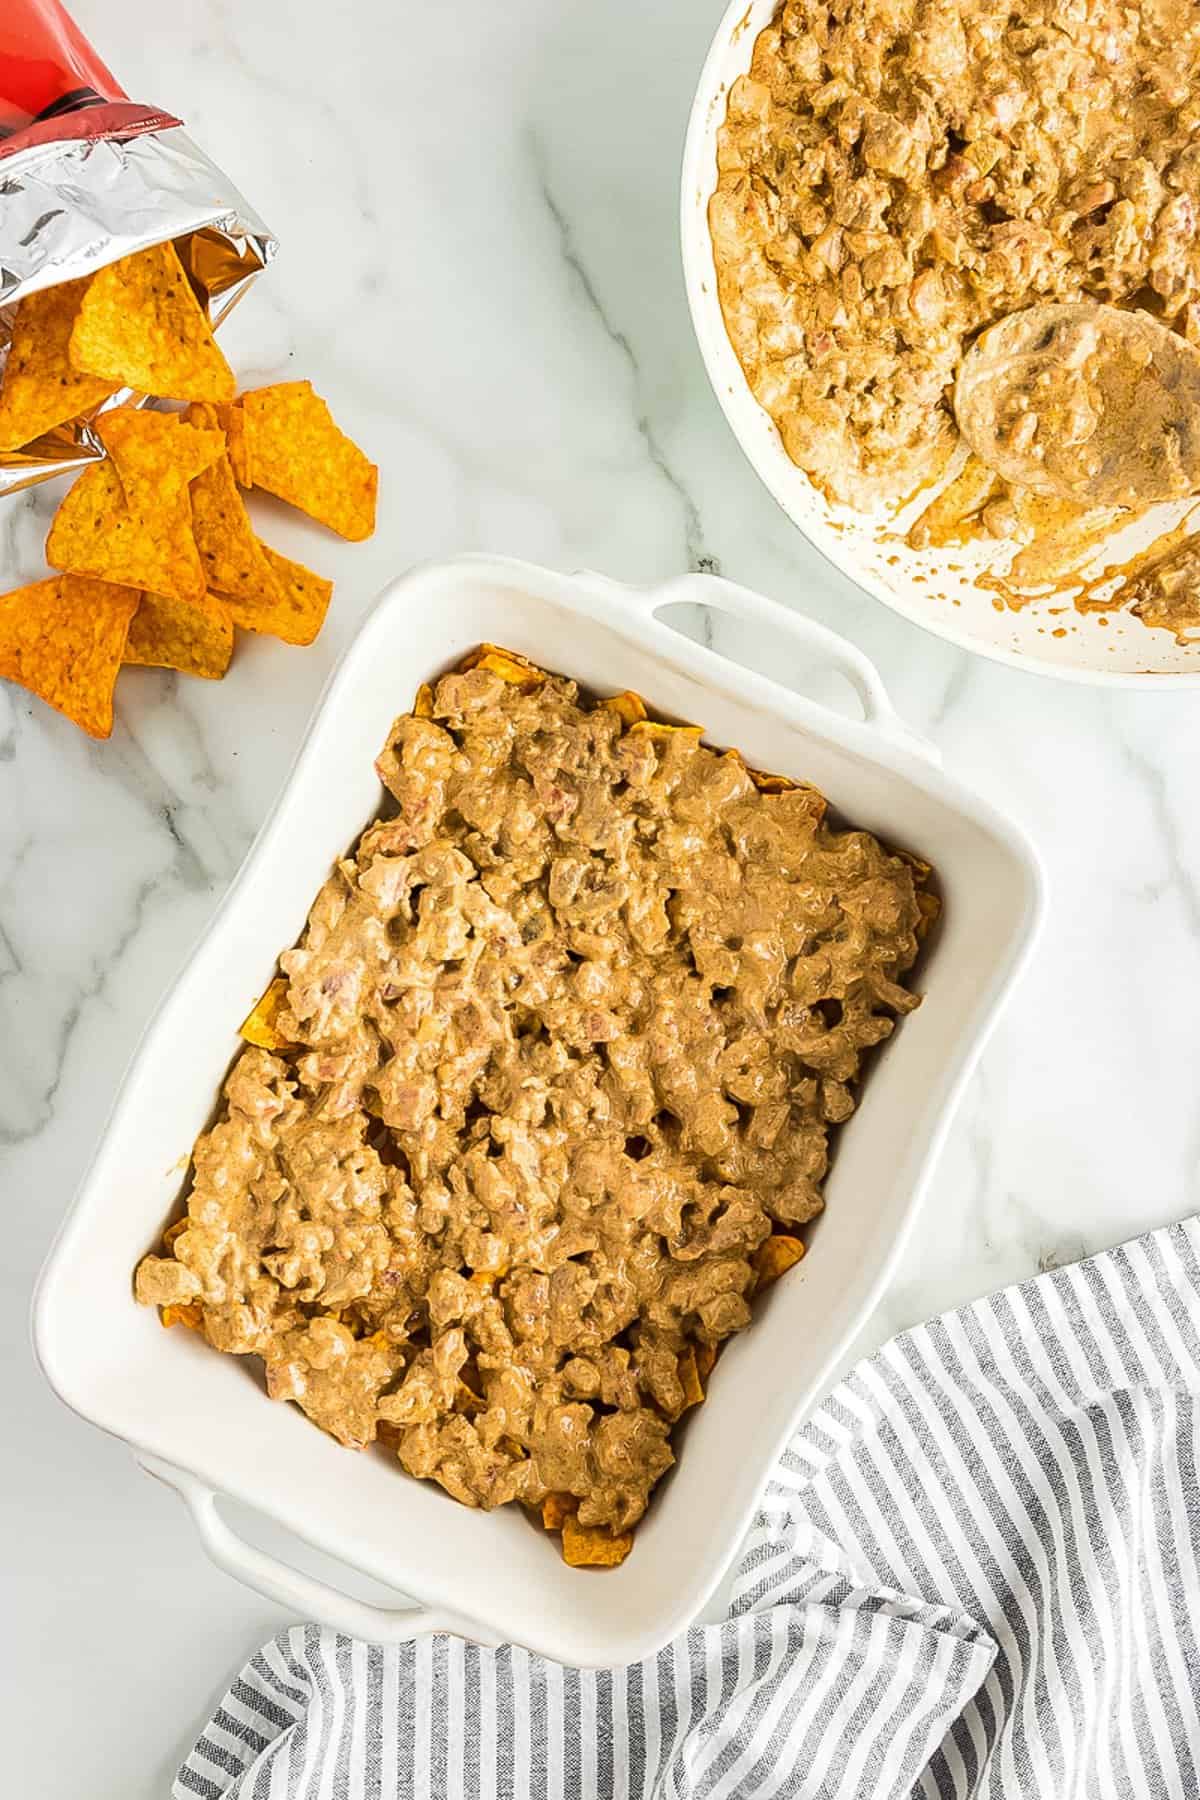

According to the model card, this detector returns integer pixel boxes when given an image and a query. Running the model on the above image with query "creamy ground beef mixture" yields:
[136,658,931,1541]
[710,0,1200,511]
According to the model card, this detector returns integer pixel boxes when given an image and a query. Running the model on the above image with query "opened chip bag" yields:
[0,0,275,495]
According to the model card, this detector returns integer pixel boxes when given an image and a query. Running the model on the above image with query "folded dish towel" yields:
[177,1217,1200,1800]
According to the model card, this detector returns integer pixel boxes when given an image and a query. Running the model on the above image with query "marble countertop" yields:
[5,1,1199,1791]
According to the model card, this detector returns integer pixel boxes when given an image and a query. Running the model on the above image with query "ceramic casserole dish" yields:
[34,554,1042,1666]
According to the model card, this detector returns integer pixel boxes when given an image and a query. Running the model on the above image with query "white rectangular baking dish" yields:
[34,555,1042,1667]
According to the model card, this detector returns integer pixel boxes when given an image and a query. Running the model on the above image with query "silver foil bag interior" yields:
[0,125,276,496]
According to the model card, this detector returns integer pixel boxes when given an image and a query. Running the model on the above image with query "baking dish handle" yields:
[137,1454,497,1646]
[576,570,941,766]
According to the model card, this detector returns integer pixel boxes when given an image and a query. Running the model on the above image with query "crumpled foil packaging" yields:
[0,2,275,497]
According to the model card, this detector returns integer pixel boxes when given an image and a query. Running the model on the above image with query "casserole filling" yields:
[136,650,934,1560]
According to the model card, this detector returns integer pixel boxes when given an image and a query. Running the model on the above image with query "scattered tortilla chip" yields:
[412,682,435,718]
[70,241,235,404]
[561,1514,634,1568]
[124,589,234,680]
[601,690,648,726]
[97,404,224,513]
[162,1218,189,1251]
[542,1493,576,1531]
[753,1234,805,1293]
[0,276,114,451]
[239,381,377,539]
[47,460,207,603]
[239,975,297,1051]
[694,1342,718,1382]
[221,543,333,647]
[0,572,138,738]
[678,1346,705,1410]
[160,1303,204,1332]
[916,888,941,940]
[183,403,280,603]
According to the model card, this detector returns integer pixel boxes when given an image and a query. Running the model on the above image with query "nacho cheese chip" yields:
[677,1346,705,1410]
[70,241,236,404]
[223,401,250,487]
[459,645,547,688]
[124,590,234,680]
[160,1303,204,1332]
[46,460,207,603]
[0,573,138,738]
[560,1514,634,1568]
[239,976,297,1051]
[97,404,224,511]
[0,277,114,452]
[222,543,333,646]
[238,381,377,539]
[183,404,280,603]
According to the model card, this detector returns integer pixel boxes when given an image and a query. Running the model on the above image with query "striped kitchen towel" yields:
[177,1217,1200,1799]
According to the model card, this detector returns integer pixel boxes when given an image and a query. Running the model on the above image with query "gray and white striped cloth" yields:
[178,1217,1200,1799]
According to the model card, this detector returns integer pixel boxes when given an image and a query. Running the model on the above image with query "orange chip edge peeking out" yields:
[694,1341,718,1382]
[600,690,649,726]
[561,1513,634,1568]
[678,1346,706,1410]
[239,976,297,1051]
[541,1492,576,1532]
[160,1303,204,1332]
[458,645,547,689]
[753,1234,806,1294]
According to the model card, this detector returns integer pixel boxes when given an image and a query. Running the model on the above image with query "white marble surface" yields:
[5,0,1200,1791]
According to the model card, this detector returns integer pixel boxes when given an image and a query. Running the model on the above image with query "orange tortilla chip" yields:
[239,975,297,1051]
[455,1379,485,1418]
[124,590,234,680]
[221,543,333,647]
[678,1346,705,1410]
[412,682,435,718]
[238,381,377,539]
[0,572,138,738]
[601,690,648,726]
[561,1514,634,1568]
[160,1303,204,1332]
[629,719,703,743]
[70,241,235,404]
[694,1342,718,1382]
[162,1218,188,1251]
[0,276,114,451]
[223,402,250,486]
[753,1234,805,1293]
[97,404,224,512]
[748,768,798,794]
[47,460,207,603]
[183,406,279,604]
[542,1493,576,1531]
